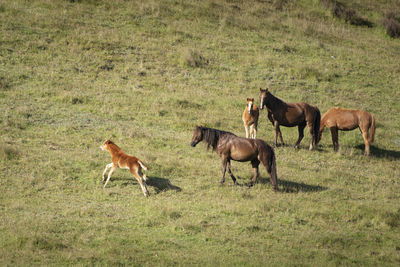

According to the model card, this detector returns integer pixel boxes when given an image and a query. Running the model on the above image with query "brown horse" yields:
[242,98,259,139]
[259,88,321,150]
[190,126,278,190]
[317,107,376,156]
[100,140,149,197]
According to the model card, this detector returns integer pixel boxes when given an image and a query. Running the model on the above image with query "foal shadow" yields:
[146,176,182,194]
[355,144,400,159]
[257,177,327,193]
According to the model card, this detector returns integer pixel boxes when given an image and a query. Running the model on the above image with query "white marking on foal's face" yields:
[248,102,252,114]
[100,140,108,151]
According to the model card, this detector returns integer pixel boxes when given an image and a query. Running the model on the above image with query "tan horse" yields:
[100,140,149,197]
[259,88,321,150]
[190,126,278,190]
[242,98,259,139]
[317,107,376,156]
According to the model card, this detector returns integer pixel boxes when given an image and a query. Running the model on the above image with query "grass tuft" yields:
[32,236,68,250]
[384,210,400,228]
[274,0,294,11]
[181,48,209,68]
[321,0,373,27]
[383,11,400,38]
[0,76,10,90]
[0,145,20,160]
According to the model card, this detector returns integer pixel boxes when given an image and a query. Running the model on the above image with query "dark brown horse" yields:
[190,126,278,190]
[317,107,376,156]
[259,88,321,150]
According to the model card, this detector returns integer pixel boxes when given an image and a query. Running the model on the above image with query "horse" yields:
[317,107,376,156]
[100,140,150,197]
[242,98,259,139]
[190,126,278,190]
[259,88,321,150]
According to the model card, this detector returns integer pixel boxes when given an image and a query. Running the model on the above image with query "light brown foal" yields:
[242,98,259,139]
[100,140,149,197]
[318,107,376,156]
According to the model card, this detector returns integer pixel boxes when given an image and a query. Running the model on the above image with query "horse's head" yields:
[100,139,114,151]
[246,98,254,114]
[190,126,203,147]
[259,87,269,110]
[317,128,323,144]
[316,132,322,144]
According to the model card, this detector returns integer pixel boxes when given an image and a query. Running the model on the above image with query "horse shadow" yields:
[256,177,327,193]
[355,144,400,159]
[278,179,327,193]
[146,176,182,194]
[114,176,181,194]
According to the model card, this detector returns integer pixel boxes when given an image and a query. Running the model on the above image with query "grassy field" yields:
[1,0,400,265]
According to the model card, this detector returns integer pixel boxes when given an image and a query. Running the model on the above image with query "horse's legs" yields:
[254,123,258,139]
[220,156,228,185]
[277,127,284,145]
[138,168,147,181]
[248,159,260,187]
[244,124,250,138]
[131,169,149,197]
[259,151,278,190]
[227,160,238,185]
[361,128,370,156]
[250,124,256,139]
[273,121,280,147]
[307,121,315,150]
[294,124,306,149]
[104,165,116,188]
[330,127,339,152]
[102,163,113,181]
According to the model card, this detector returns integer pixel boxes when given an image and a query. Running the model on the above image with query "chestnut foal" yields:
[100,140,149,197]
[242,98,259,139]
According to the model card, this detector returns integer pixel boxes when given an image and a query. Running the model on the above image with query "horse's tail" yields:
[138,160,148,171]
[369,114,376,143]
[312,107,321,147]
[267,147,278,191]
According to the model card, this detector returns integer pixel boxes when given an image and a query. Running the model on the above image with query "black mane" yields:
[266,91,285,108]
[200,127,235,150]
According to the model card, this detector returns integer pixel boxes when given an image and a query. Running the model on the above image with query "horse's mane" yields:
[107,140,121,153]
[201,127,235,150]
[267,91,285,106]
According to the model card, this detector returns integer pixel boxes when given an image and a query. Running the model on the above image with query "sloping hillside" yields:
[1,0,399,265]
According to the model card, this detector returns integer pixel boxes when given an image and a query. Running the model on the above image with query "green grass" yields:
[1,0,400,265]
